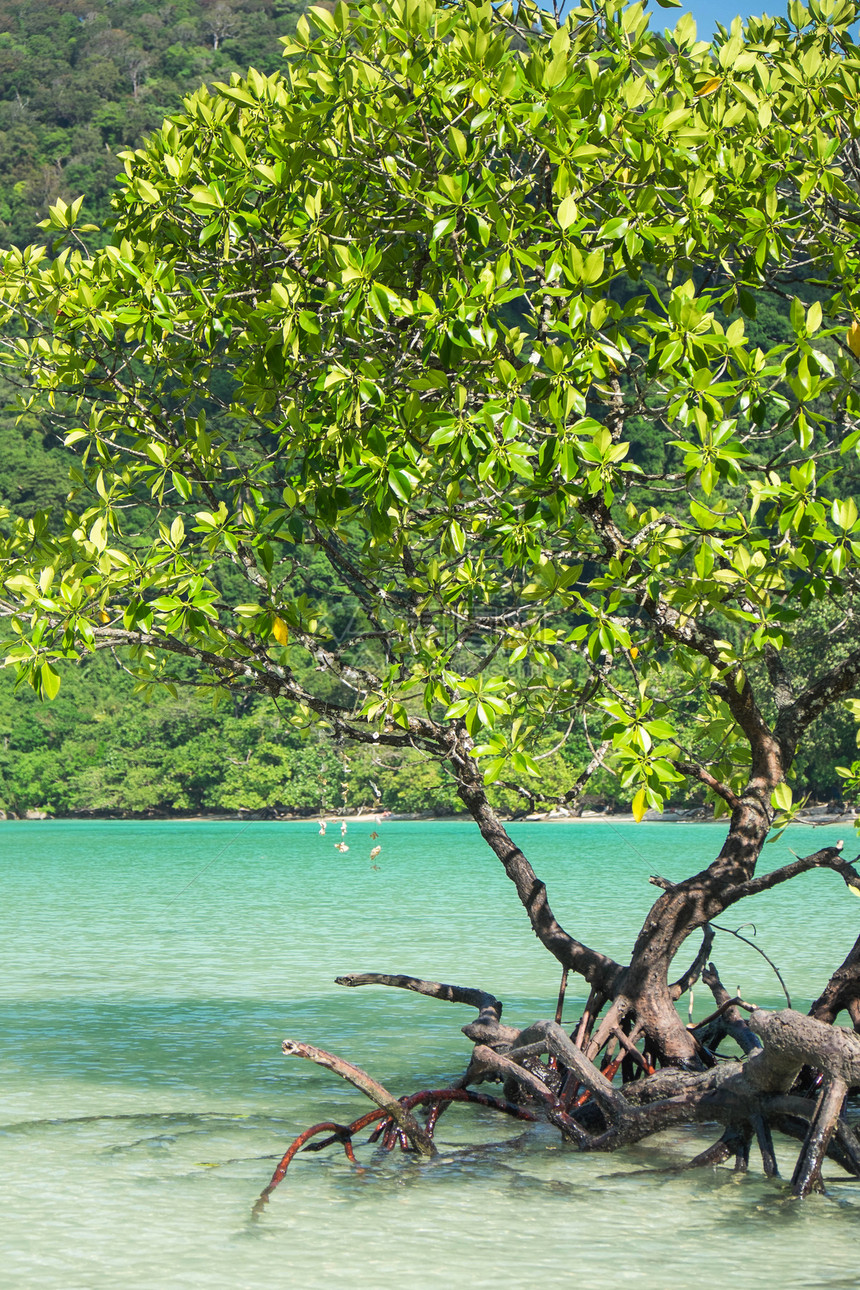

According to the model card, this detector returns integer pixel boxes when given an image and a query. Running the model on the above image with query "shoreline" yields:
[5,808,858,828]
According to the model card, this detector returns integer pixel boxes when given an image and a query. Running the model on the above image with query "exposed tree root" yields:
[253,1119,370,1215]
[279,1039,436,1157]
[752,1110,779,1177]
[253,1080,538,1213]
[256,964,860,1211]
[682,1125,746,1171]
[790,1077,848,1198]
[261,841,860,1208]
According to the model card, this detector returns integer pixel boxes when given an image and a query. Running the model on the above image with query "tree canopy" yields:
[4,0,860,1190]
[1,0,859,821]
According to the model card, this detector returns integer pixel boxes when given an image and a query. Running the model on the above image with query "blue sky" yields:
[657,0,759,35]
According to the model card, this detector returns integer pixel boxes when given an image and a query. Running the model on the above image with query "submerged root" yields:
[253,1076,538,1214]
[279,1038,436,1157]
[253,1118,372,1215]
[255,973,860,1211]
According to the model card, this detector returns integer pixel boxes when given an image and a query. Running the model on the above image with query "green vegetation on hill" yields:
[0,656,518,817]
[0,0,302,247]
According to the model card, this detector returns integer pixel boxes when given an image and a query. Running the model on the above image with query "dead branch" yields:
[335,970,523,1047]
[280,1039,436,1157]
[335,971,504,1023]
[694,964,762,1056]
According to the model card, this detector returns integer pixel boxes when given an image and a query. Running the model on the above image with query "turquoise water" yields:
[3,818,860,1288]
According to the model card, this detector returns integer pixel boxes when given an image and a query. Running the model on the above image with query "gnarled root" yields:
[279,1039,436,1157]
[790,1076,849,1198]
[259,972,860,1206]
[254,1046,539,1213]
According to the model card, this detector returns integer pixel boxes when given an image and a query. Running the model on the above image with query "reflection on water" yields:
[2,818,860,1288]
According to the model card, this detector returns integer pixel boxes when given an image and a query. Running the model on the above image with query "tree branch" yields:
[335,972,504,1027]
[721,843,860,904]
[451,739,623,992]
[675,761,741,809]
[776,643,860,759]
[669,924,714,1001]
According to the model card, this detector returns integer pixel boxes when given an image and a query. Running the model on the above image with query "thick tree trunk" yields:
[452,734,860,1070]
[454,732,778,1065]
[618,792,776,1064]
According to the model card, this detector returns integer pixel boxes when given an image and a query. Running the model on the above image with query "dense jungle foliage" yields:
[0,0,858,820]
[0,0,303,248]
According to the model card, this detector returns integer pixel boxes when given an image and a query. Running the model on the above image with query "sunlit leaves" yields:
[445,676,512,737]
[0,0,859,823]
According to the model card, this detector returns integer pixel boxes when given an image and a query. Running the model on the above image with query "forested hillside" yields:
[0,0,321,818]
[0,0,857,819]
[0,0,302,247]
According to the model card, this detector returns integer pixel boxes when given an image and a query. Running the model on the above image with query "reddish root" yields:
[425,1101,444,1137]
[304,1107,387,1152]
[401,1087,538,1123]
[253,1121,359,1214]
[255,1086,540,1211]
[373,1087,536,1150]
[372,1087,538,1146]
[571,1054,623,1109]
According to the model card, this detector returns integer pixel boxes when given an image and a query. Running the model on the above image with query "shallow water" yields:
[3,817,860,1288]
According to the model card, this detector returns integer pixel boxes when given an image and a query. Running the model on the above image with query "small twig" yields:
[689,995,751,1031]
[554,968,569,1026]
[712,922,792,1008]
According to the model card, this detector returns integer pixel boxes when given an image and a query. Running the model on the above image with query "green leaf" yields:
[771,782,793,812]
[557,195,578,229]
[832,497,858,531]
[134,179,161,205]
[448,520,466,554]
[582,249,605,285]
[40,663,61,701]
